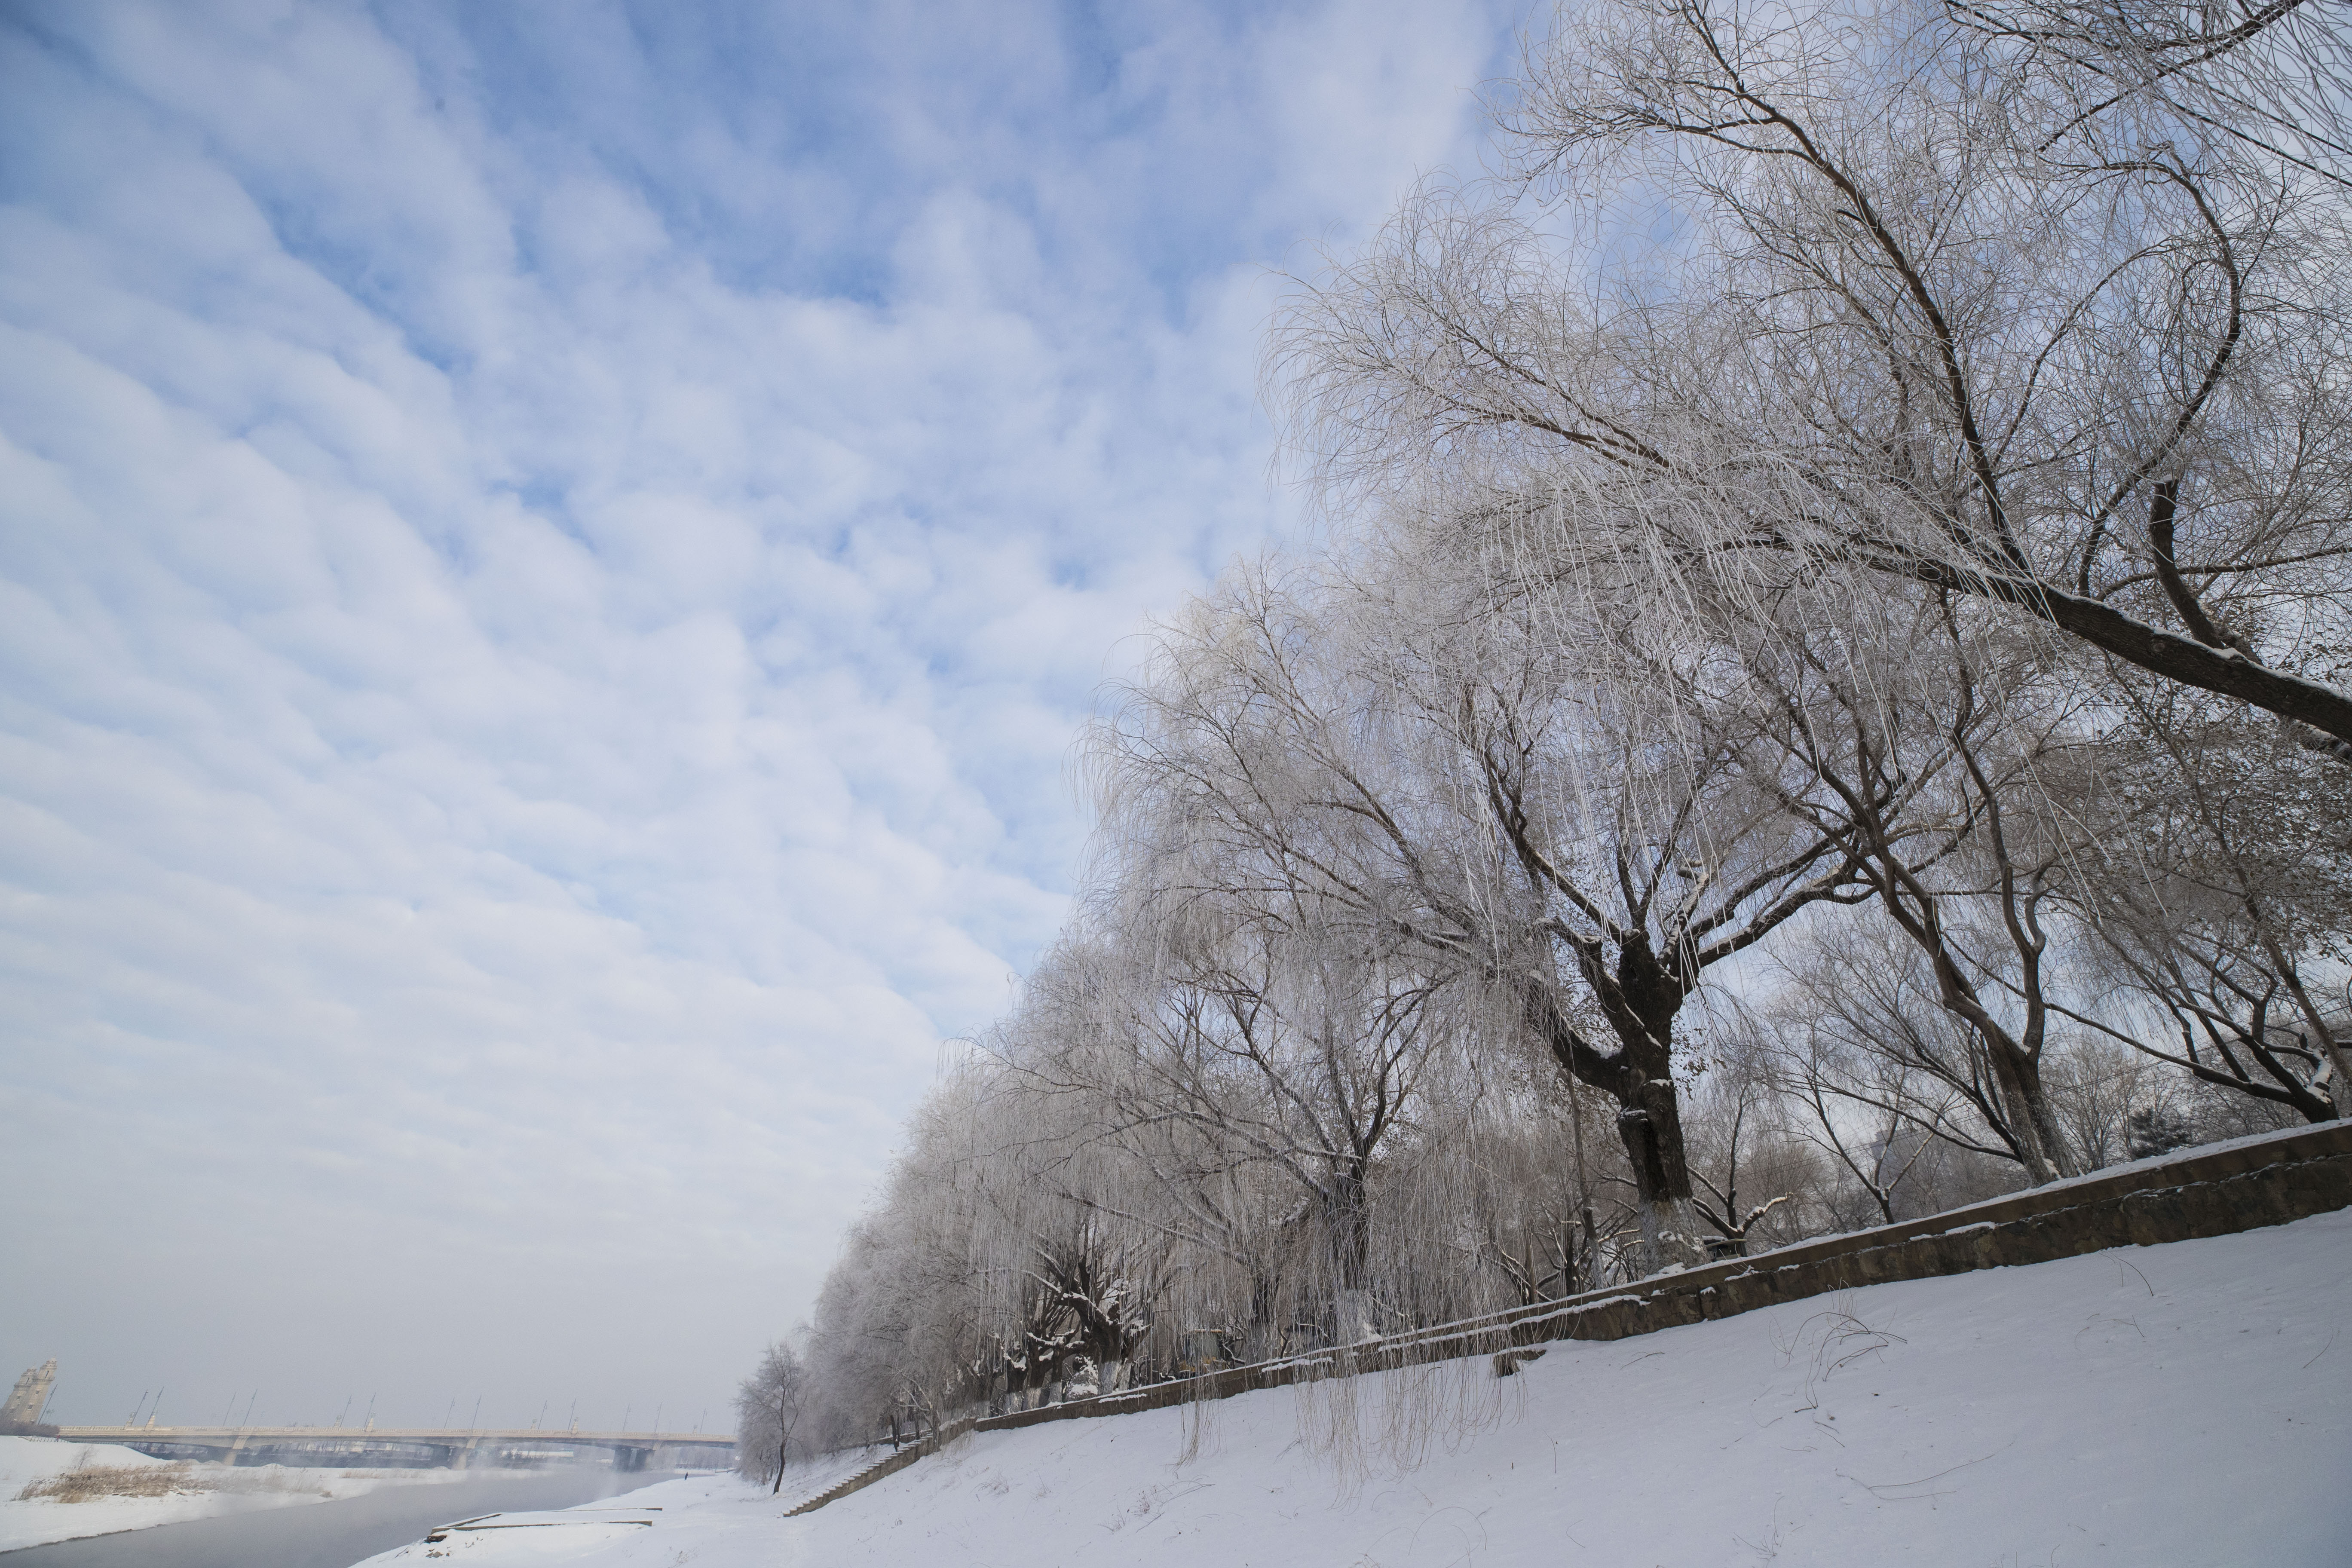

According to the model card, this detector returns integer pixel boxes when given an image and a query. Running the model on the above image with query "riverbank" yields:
[0,1436,482,1554]
[0,1464,640,1567]
[349,1450,874,1565]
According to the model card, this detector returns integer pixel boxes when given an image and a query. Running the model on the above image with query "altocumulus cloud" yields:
[0,0,1509,1429]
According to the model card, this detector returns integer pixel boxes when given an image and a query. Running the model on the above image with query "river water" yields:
[0,1465,657,1568]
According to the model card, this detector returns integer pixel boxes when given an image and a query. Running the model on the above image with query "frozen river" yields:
[0,1465,652,1568]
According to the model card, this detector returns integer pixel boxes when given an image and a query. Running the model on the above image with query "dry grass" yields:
[12,1463,373,1504]
[16,1465,199,1503]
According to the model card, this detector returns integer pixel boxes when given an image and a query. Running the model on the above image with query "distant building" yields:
[3,1360,57,1426]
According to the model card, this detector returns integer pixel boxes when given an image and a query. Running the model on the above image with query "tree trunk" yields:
[1020,1339,1054,1410]
[1242,1268,1280,1362]
[1931,952,2074,1182]
[1974,1032,2055,1182]
[1526,962,1708,1274]
[1614,1079,1709,1272]
[1561,1063,1600,1290]
[2012,1048,2078,1181]
[1311,1167,1376,1345]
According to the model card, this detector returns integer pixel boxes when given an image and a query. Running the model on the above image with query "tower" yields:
[2,1361,56,1426]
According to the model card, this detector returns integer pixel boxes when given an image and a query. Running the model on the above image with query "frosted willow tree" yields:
[1274,0,2352,765]
[1722,591,2104,1176]
[954,1037,1174,1404]
[801,1066,1003,1445]
[1061,655,1477,1334]
[989,955,1304,1363]
[2063,682,2352,1118]
[1088,558,1872,1269]
[1734,594,2349,1147]
[734,1341,806,1492]
[1381,557,1886,1261]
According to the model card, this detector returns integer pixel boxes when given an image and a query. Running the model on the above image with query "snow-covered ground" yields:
[345,1450,884,1564]
[354,1208,2352,1567]
[0,1435,477,1553]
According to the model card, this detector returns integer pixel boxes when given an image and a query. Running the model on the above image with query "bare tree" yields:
[1767,917,2067,1176]
[734,1341,806,1494]
[1437,594,1874,1262]
[1680,1044,1813,1253]
[1010,909,1464,1343]
[1761,992,1958,1227]
[1274,0,2352,762]
[2063,689,2352,1118]
[2042,1036,2195,1171]
[1086,548,1880,1269]
[1749,603,2095,1179]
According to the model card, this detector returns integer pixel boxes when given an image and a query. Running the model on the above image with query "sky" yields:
[0,0,1519,1435]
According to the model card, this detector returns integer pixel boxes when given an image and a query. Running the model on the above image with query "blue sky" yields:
[0,0,1517,1431]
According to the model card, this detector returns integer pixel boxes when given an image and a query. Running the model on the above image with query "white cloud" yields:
[0,0,1514,1429]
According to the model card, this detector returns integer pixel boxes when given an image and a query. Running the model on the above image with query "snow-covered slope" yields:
[355,1207,2352,1567]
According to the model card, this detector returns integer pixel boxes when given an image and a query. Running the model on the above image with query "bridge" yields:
[53,1423,735,1472]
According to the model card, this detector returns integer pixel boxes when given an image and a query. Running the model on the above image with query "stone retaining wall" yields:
[978,1120,2352,1430]
[787,1121,2352,1510]
[781,1419,977,1516]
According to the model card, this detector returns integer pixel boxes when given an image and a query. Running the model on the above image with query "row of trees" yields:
[743,0,2352,1464]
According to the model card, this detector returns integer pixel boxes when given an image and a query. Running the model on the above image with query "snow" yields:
[0,1436,155,1484]
[351,1209,2352,1566]
[404,1509,662,1559]
[1963,1120,2339,1207]
[348,1451,882,1564]
[0,1436,476,1553]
